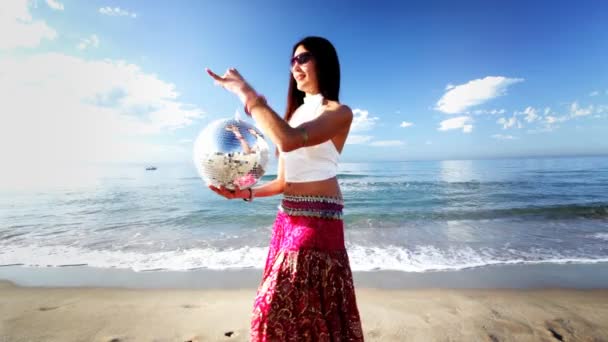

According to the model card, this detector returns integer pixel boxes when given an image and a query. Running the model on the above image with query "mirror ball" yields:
[193,118,269,190]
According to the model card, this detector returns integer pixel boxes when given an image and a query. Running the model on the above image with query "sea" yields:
[1,156,608,273]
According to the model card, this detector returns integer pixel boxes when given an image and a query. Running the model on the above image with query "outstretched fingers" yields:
[230,68,242,78]
[205,68,223,82]
[206,67,243,81]
[208,184,235,199]
[208,184,223,196]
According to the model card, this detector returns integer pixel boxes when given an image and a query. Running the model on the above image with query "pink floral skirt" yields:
[250,195,364,341]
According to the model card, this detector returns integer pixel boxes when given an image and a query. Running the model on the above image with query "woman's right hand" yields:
[205,68,255,105]
[208,184,248,200]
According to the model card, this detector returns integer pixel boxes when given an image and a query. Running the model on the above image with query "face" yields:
[291,45,319,94]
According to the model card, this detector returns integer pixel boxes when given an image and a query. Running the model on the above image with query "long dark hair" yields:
[284,36,341,124]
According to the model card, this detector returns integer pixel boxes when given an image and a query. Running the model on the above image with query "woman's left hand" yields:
[206,68,255,104]
[208,184,247,200]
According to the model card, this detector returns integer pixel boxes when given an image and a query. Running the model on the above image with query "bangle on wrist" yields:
[299,127,309,146]
[244,95,267,116]
[243,188,254,202]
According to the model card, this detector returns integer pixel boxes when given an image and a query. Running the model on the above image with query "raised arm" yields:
[205,68,352,153]
[248,98,353,152]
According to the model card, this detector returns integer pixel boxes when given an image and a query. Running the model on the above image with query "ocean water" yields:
[1,156,608,273]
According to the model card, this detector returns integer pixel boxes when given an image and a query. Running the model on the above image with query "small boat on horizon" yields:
[145,166,157,171]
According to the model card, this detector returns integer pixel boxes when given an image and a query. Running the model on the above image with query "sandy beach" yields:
[1,277,607,342]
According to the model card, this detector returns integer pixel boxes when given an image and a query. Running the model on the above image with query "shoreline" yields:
[1,261,608,290]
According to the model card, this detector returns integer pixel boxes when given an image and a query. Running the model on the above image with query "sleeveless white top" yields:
[281,93,340,182]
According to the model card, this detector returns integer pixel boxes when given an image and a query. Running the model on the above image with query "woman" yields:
[207,36,364,341]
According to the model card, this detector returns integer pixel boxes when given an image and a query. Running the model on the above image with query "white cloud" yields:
[99,7,137,18]
[370,140,405,147]
[77,34,99,50]
[515,106,540,123]
[471,108,506,115]
[0,53,204,170]
[523,105,574,134]
[526,115,569,134]
[520,101,605,133]
[589,91,599,97]
[497,116,522,129]
[492,134,518,140]
[351,109,379,132]
[438,116,473,133]
[435,76,523,114]
[545,115,569,124]
[45,0,64,11]
[545,116,557,124]
[400,121,413,128]
[0,0,57,49]
[445,83,455,90]
[346,135,373,145]
[569,101,593,117]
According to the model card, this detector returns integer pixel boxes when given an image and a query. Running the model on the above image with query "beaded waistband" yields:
[278,194,344,220]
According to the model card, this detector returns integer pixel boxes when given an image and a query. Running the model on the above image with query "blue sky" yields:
[1,0,607,180]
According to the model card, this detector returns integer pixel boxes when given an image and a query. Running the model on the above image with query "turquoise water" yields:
[1,156,608,272]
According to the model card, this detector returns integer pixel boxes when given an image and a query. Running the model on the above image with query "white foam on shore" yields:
[2,243,608,272]
[345,244,608,272]
[0,244,269,271]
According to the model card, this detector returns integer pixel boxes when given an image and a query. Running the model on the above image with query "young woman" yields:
[207,36,364,341]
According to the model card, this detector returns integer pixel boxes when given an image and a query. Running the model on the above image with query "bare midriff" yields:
[284,176,342,198]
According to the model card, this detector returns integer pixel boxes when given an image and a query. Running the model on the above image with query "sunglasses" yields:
[290,52,313,66]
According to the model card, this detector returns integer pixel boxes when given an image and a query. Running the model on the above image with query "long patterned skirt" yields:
[250,195,364,341]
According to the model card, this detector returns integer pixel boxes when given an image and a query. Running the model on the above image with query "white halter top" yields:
[281,93,340,182]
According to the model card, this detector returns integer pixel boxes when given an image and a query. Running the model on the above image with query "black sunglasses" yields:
[290,52,313,66]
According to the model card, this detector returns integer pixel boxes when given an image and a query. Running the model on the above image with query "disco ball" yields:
[193,118,270,190]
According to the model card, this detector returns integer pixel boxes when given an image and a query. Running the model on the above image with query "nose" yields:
[291,61,303,73]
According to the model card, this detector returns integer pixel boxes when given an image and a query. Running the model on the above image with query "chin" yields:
[296,82,311,93]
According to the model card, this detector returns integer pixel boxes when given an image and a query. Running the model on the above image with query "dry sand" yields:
[1,280,607,341]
